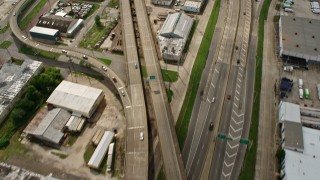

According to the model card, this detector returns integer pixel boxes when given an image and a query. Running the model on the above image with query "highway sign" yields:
[217,134,233,141]
[150,75,156,80]
[239,138,250,145]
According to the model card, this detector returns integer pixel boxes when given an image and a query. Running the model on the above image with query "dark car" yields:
[209,122,214,131]
[112,77,117,83]
[227,94,231,100]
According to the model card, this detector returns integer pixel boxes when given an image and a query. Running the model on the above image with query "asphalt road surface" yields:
[133,0,186,179]
[120,0,149,179]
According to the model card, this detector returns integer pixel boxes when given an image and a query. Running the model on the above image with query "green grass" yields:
[84,144,95,163]
[0,132,26,161]
[19,0,47,30]
[175,0,221,149]
[97,58,112,66]
[51,151,68,159]
[79,21,115,49]
[11,58,24,65]
[0,41,12,49]
[0,23,10,34]
[166,89,174,103]
[157,167,166,180]
[141,65,148,77]
[239,0,272,179]
[84,4,100,19]
[161,69,178,82]
[65,134,79,146]
[19,45,60,60]
[72,71,104,80]
[108,0,119,8]
[183,20,198,53]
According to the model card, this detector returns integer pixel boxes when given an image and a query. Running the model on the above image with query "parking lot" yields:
[280,64,320,108]
[281,0,320,20]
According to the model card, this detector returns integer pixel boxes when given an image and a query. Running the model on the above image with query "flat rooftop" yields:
[280,16,320,61]
[284,127,320,180]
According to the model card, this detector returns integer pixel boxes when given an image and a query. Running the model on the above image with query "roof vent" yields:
[314,48,317,51]
[312,35,315,38]
[295,32,298,35]
[309,21,312,24]
[296,44,299,47]
[293,18,296,21]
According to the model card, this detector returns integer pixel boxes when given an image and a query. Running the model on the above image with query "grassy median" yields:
[175,0,221,149]
[0,41,12,49]
[19,45,60,60]
[0,23,10,34]
[239,0,272,179]
[19,0,47,30]
[97,57,112,65]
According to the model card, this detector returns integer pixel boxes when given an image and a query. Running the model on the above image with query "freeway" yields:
[120,0,148,179]
[183,0,254,179]
[9,1,149,179]
[133,0,186,179]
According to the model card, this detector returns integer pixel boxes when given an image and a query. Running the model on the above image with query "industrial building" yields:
[0,59,42,124]
[278,101,320,180]
[26,108,71,148]
[29,26,60,43]
[279,16,320,67]
[183,1,202,13]
[88,131,114,169]
[36,15,83,37]
[158,13,194,61]
[46,80,104,118]
[152,0,173,6]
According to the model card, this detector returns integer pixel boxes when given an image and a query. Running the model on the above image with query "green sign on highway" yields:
[150,75,156,80]
[239,139,250,145]
[217,134,233,141]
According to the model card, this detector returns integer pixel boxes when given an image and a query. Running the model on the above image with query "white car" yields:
[211,97,215,103]
[121,90,125,96]
[101,66,107,71]
[140,132,144,141]
[62,49,68,54]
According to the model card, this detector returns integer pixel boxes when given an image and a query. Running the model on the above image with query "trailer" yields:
[106,142,115,172]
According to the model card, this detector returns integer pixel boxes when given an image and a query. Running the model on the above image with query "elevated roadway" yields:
[133,0,186,179]
[120,0,148,179]
[9,1,148,179]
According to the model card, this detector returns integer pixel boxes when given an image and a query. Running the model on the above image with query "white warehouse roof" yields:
[29,26,59,36]
[159,13,194,39]
[88,131,114,169]
[283,127,320,180]
[278,101,301,123]
[184,1,202,8]
[46,80,104,118]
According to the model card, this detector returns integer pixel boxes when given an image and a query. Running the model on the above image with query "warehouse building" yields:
[37,15,83,37]
[279,16,320,67]
[0,59,42,124]
[26,108,71,148]
[158,13,194,61]
[152,0,173,6]
[29,26,60,43]
[183,1,202,13]
[46,80,104,118]
[278,101,320,180]
[88,131,114,169]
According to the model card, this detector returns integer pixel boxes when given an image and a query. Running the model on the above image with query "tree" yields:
[95,15,102,27]
[11,108,26,125]
[15,98,35,111]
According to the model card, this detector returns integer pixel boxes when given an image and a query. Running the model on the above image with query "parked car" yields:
[112,77,117,83]
[209,122,214,131]
[140,132,144,141]
[101,66,107,71]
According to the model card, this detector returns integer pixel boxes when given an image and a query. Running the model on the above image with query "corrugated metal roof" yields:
[46,80,103,117]
[29,26,59,36]
[159,13,193,39]
[88,131,114,168]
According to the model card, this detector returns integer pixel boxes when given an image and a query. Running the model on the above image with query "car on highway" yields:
[211,97,215,103]
[62,49,68,54]
[101,66,107,71]
[13,12,16,16]
[227,94,231,100]
[140,132,144,141]
[135,63,138,69]
[112,77,117,83]
[82,55,88,60]
[120,90,125,97]
[209,122,214,131]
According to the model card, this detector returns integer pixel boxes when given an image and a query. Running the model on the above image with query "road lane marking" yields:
[228,142,239,149]
[128,126,144,130]
[234,103,238,108]
[230,125,242,133]
[236,90,240,95]
[224,161,234,168]
[238,78,241,82]
[125,106,131,108]
[235,96,239,101]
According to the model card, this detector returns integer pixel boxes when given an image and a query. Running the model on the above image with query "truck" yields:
[299,89,304,99]
[298,79,303,89]
[304,88,310,99]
